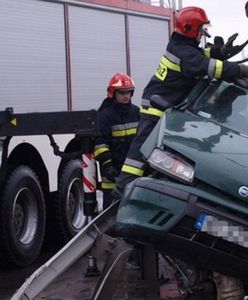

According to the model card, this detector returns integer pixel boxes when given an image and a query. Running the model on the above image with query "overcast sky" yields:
[182,0,248,61]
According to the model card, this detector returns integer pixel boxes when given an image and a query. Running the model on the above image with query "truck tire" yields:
[53,159,87,244]
[0,166,46,268]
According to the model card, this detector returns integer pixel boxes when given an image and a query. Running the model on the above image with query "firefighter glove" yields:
[214,36,224,48]
[103,165,118,181]
[221,33,248,60]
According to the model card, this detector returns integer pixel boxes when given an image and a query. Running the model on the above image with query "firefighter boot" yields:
[213,272,244,300]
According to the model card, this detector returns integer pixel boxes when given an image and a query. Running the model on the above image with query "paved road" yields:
[35,254,216,300]
[0,250,57,300]
[3,249,218,300]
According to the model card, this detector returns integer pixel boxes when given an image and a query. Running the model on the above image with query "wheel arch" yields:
[5,136,91,196]
[7,143,49,196]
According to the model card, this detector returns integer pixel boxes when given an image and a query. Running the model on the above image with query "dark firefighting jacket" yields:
[141,32,240,118]
[117,32,241,185]
[94,98,140,187]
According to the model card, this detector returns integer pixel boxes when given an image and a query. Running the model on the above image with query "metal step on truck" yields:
[0,0,172,268]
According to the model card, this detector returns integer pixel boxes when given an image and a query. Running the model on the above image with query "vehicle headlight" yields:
[148,148,195,183]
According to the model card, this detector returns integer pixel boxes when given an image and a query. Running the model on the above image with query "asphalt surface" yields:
[2,249,218,300]
[35,254,213,300]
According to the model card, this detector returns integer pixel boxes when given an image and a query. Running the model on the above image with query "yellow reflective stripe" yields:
[112,128,137,137]
[155,56,181,81]
[112,122,138,131]
[140,107,164,118]
[94,146,109,157]
[161,56,181,72]
[215,60,223,79]
[101,182,116,189]
[102,159,112,166]
[204,48,211,58]
[122,165,144,177]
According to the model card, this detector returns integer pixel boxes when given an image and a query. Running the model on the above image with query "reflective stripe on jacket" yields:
[142,32,240,111]
[94,99,140,173]
[121,158,145,177]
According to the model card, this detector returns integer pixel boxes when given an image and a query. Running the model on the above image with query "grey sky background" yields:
[182,0,248,61]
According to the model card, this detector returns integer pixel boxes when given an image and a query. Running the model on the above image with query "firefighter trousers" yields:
[113,113,160,198]
[101,188,115,210]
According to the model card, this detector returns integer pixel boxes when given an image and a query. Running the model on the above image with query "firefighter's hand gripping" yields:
[221,33,248,60]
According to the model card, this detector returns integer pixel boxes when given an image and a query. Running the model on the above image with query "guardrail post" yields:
[141,245,158,280]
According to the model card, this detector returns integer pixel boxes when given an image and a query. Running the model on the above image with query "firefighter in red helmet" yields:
[112,6,248,299]
[94,72,139,209]
[174,6,210,39]
[113,6,248,200]
[107,72,135,98]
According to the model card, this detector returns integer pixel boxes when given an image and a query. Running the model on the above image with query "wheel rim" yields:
[13,188,38,245]
[66,178,86,230]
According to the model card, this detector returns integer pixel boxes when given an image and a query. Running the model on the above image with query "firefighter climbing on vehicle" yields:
[94,72,139,209]
[111,6,248,300]
[112,6,248,201]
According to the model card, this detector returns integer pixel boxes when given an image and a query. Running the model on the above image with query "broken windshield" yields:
[193,82,248,134]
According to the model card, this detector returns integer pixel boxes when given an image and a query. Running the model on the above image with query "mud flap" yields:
[91,234,133,300]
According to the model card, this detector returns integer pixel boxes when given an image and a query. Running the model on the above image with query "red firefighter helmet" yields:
[107,72,135,98]
[174,6,210,39]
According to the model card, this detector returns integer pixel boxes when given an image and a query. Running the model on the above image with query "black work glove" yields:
[221,33,248,60]
[102,165,118,181]
[214,36,224,48]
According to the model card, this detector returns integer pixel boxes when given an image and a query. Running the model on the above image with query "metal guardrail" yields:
[11,201,120,300]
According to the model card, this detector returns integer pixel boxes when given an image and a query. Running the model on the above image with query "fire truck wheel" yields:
[53,159,87,244]
[0,165,46,268]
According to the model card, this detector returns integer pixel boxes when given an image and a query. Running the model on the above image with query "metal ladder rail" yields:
[11,201,119,300]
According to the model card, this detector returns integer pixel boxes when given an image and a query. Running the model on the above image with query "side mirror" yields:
[246,1,248,17]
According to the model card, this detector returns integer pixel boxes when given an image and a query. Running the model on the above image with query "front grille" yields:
[148,210,174,227]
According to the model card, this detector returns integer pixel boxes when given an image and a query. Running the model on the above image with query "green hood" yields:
[161,109,248,201]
